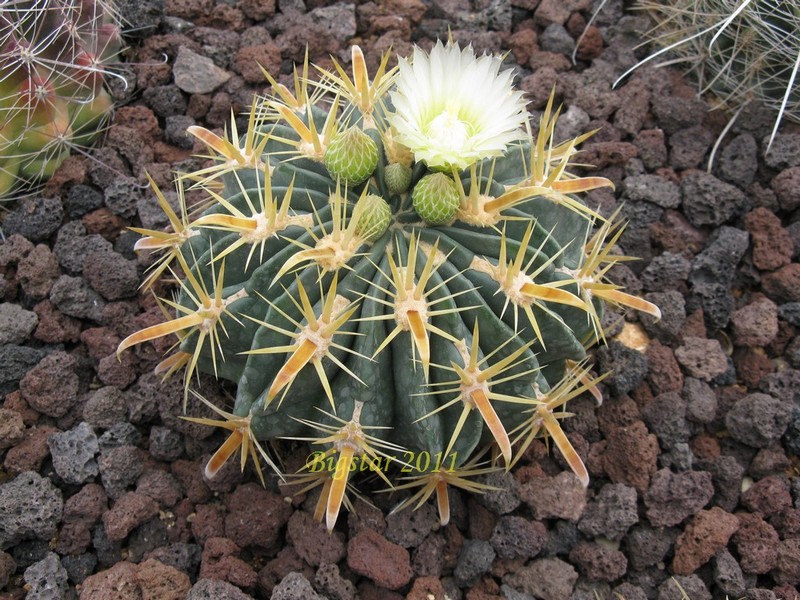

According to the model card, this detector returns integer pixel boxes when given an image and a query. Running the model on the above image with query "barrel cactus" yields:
[0,0,123,199]
[119,42,660,530]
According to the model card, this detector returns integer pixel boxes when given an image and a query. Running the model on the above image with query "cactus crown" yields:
[0,0,123,200]
[120,42,660,531]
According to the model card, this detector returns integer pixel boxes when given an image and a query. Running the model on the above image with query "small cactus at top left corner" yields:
[0,0,124,201]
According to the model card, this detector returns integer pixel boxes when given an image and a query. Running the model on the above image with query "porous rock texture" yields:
[1,0,800,598]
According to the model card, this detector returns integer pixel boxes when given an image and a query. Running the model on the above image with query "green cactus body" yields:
[0,0,123,200]
[121,43,660,529]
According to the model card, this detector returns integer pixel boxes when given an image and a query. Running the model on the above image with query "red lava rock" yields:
[745,208,794,271]
[772,166,800,212]
[0,234,34,269]
[82,208,127,241]
[16,244,60,301]
[597,395,642,433]
[775,538,800,586]
[358,581,404,600]
[689,433,720,460]
[152,140,194,163]
[504,556,578,599]
[171,459,212,504]
[113,105,161,141]
[19,351,79,418]
[576,25,603,61]
[518,472,587,521]
[682,309,708,338]
[534,0,590,26]
[674,337,729,381]
[464,578,504,600]
[238,0,276,20]
[0,550,14,590]
[97,352,138,389]
[102,491,160,542]
[529,50,572,72]
[224,483,293,549]
[407,576,447,600]
[286,510,346,567]
[257,547,312,596]
[578,142,638,169]
[468,498,496,542]
[634,128,668,170]
[750,448,791,479]
[731,295,779,347]
[671,507,740,574]
[234,43,281,83]
[43,155,88,194]
[507,28,538,66]
[3,425,57,474]
[136,469,183,508]
[520,66,558,109]
[650,210,707,257]
[775,584,800,600]
[347,528,413,590]
[199,537,257,590]
[741,476,793,518]
[167,498,194,544]
[646,339,684,394]
[773,508,800,540]
[382,0,427,23]
[135,557,191,600]
[3,390,39,426]
[0,408,24,450]
[105,124,155,173]
[616,80,651,138]
[601,420,659,493]
[762,263,800,303]
[78,561,140,600]
[81,327,122,362]
[347,497,387,537]
[733,512,780,574]
[33,300,81,343]
[569,540,628,582]
[412,533,446,577]
[191,503,225,545]
[57,483,108,554]
[734,348,774,389]
[315,562,357,600]
[644,469,714,528]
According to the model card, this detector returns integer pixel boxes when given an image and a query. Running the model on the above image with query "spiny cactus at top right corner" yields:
[627,0,800,152]
[0,0,124,200]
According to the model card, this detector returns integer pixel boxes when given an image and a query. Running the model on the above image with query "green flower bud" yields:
[412,173,459,226]
[324,126,379,186]
[385,162,412,195]
[354,193,391,242]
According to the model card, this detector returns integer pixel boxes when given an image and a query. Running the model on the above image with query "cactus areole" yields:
[120,42,661,531]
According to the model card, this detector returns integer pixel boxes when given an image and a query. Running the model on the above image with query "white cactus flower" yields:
[388,41,529,171]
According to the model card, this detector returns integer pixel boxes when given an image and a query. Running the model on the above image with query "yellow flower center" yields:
[426,108,469,153]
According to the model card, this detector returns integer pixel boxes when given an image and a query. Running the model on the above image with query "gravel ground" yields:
[2,0,800,598]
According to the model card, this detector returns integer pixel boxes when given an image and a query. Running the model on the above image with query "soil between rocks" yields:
[1,0,800,599]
